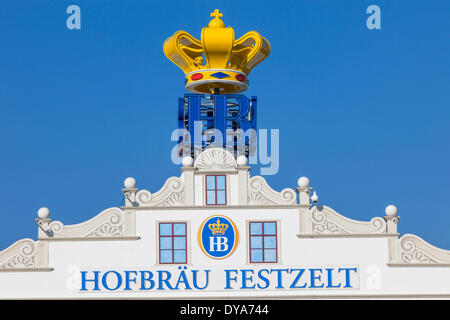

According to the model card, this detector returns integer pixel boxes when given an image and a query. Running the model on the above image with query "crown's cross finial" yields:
[210,9,223,19]
[208,9,225,28]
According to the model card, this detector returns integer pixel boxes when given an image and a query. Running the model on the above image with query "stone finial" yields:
[124,177,136,189]
[123,177,139,207]
[182,156,194,167]
[384,204,400,234]
[236,155,248,167]
[385,204,398,217]
[297,177,310,190]
[36,207,53,238]
[296,176,312,205]
[37,207,50,219]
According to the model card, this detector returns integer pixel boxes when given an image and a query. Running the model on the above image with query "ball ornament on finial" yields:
[297,177,310,189]
[124,177,136,189]
[236,155,248,166]
[182,156,194,167]
[385,205,398,217]
[37,207,50,219]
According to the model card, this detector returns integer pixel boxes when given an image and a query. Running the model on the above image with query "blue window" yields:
[205,175,226,205]
[159,222,187,264]
[249,221,278,263]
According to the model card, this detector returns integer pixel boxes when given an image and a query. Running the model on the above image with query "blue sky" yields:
[0,0,449,250]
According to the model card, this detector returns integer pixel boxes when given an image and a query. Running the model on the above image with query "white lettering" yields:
[209,236,229,252]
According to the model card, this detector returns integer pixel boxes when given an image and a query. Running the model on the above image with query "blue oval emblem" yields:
[198,215,239,259]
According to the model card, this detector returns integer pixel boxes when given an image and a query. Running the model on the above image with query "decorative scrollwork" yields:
[85,210,124,237]
[249,177,264,193]
[370,217,387,233]
[313,221,344,234]
[402,250,437,264]
[167,178,184,193]
[311,207,348,234]
[160,192,185,207]
[399,235,442,264]
[41,208,129,240]
[136,177,185,207]
[311,206,326,224]
[307,206,387,236]
[88,223,122,237]
[1,254,35,269]
[0,239,38,270]
[107,211,123,226]
[248,192,275,205]
[136,190,152,203]
[280,188,296,203]
[248,176,297,205]
[49,221,64,235]
[19,240,36,257]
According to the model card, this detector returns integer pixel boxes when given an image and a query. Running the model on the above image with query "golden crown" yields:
[163,9,271,94]
[208,218,228,235]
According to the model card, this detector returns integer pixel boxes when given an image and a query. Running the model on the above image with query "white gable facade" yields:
[0,148,449,299]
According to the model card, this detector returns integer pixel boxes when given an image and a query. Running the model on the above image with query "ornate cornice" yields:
[392,234,450,266]
[0,239,51,272]
[298,205,389,238]
[136,177,185,207]
[247,176,297,205]
[39,207,137,241]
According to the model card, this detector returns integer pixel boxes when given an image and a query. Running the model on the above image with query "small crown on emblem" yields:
[163,9,270,94]
[208,218,228,235]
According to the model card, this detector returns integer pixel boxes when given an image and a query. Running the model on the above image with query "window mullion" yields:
[215,175,218,205]
[159,224,162,264]
[172,223,175,263]
[261,222,266,262]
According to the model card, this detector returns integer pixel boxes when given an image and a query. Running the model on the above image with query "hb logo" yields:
[198,215,239,259]
[209,236,228,252]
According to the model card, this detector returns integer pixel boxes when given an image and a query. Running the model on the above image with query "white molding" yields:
[247,176,297,205]
[134,149,300,208]
[136,177,185,207]
[40,207,136,240]
[387,263,450,268]
[40,237,141,242]
[195,170,238,175]
[0,268,54,272]
[298,233,399,239]
[181,167,195,206]
[121,204,305,210]
[394,233,450,265]
[298,205,387,237]
[0,239,50,272]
